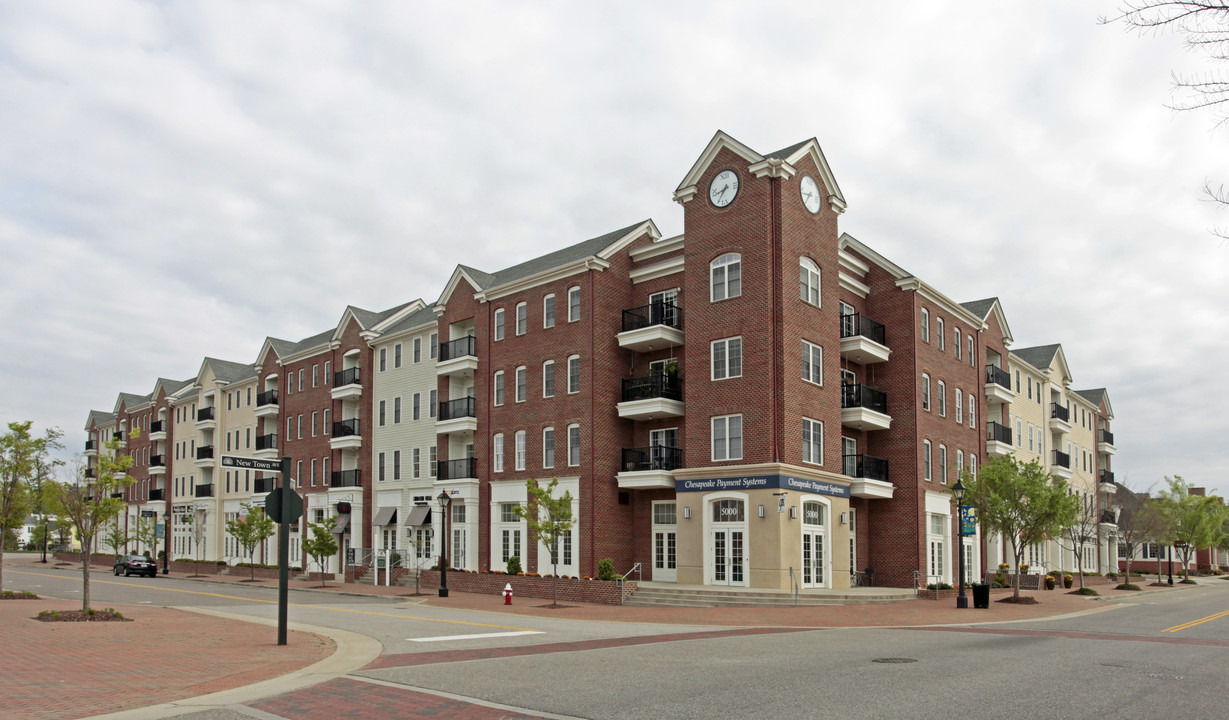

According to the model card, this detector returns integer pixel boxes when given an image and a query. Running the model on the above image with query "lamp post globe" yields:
[437,491,451,598]
[952,479,968,609]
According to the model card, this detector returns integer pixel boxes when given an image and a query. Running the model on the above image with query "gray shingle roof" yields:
[466,221,648,292]
[265,337,299,360]
[960,298,998,320]
[203,357,257,384]
[1012,344,1062,370]
[86,410,115,429]
[1074,388,1107,406]
[288,328,334,355]
[377,305,438,337]
[117,392,152,409]
[347,301,416,330]
[765,139,810,159]
[156,377,192,396]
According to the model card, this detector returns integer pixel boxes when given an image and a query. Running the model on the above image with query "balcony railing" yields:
[437,458,477,480]
[196,446,214,460]
[439,397,476,421]
[253,477,276,494]
[439,336,477,361]
[332,419,361,437]
[621,373,683,402]
[334,367,361,387]
[841,384,887,414]
[256,434,277,451]
[621,301,682,332]
[84,467,97,478]
[196,484,214,497]
[197,407,215,422]
[1099,429,1115,446]
[111,492,124,499]
[839,312,886,346]
[987,421,1012,445]
[85,439,96,451]
[986,365,1011,389]
[1100,469,1115,485]
[1100,509,1118,524]
[842,453,889,482]
[150,454,165,467]
[1050,403,1069,423]
[112,431,125,441]
[149,420,164,433]
[257,389,278,407]
[621,445,682,472]
[1051,450,1070,469]
[331,469,362,487]
[148,488,164,501]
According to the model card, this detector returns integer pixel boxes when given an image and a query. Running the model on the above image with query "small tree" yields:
[226,506,277,581]
[1062,491,1101,589]
[1116,485,1167,581]
[301,517,339,587]
[1158,476,1226,581]
[27,457,61,563]
[103,518,132,560]
[133,515,158,559]
[1,421,64,587]
[962,456,1079,601]
[54,432,137,611]
[514,478,576,607]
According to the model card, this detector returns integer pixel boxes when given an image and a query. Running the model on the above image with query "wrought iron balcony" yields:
[112,431,125,441]
[622,301,682,332]
[149,420,164,433]
[85,439,96,452]
[150,454,165,467]
[334,367,361,387]
[439,397,476,421]
[986,365,1011,389]
[839,312,886,346]
[621,372,683,402]
[1099,429,1114,446]
[197,407,215,422]
[84,467,97,478]
[196,484,214,497]
[148,488,164,501]
[111,492,124,498]
[257,389,278,407]
[1100,509,1118,524]
[439,336,477,361]
[621,445,682,472]
[987,421,1012,445]
[256,434,277,451]
[1100,469,1115,485]
[842,453,889,482]
[1051,450,1070,469]
[437,458,477,480]
[1050,403,1069,423]
[196,445,214,460]
[331,469,362,487]
[841,384,887,414]
[332,418,361,437]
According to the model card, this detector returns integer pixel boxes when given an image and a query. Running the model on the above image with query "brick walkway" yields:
[253,678,549,720]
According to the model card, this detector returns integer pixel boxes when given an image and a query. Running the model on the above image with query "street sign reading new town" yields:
[221,455,282,471]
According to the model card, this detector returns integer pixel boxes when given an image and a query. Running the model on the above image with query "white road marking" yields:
[410,631,545,643]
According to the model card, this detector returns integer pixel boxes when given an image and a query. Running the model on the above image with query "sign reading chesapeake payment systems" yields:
[675,474,850,498]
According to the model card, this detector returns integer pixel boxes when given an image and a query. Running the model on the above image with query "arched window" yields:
[799,257,820,306]
[710,253,742,301]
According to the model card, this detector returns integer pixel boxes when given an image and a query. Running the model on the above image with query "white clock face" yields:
[800,175,821,214]
[709,170,739,207]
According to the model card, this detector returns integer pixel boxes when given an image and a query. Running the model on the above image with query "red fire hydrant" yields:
[503,583,513,605]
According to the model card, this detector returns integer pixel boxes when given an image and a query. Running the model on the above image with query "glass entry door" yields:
[801,500,827,588]
[711,528,746,585]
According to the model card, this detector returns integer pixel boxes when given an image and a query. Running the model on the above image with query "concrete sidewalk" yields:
[2,554,1206,719]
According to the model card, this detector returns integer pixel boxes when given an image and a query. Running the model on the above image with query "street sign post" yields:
[221,455,282,471]
[223,455,296,645]
[264,487,303,524]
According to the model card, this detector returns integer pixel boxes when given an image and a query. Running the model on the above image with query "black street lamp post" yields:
[953,479,968,609]
[437,490,451,598]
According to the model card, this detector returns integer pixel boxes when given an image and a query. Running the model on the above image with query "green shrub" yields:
[506,556,522,575]
[1073,587,1099,596]
[925,582,953,590]
[1180,578,1198,585]
[235,562,280,569]
[597,557,616,581]
[993,571,1008,587]
[1116,583,1141,591]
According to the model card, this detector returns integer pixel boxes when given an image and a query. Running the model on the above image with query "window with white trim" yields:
[955,389,963,423]
[921,308,930,343]
[543,294,555,328]
[956,450,964,478]
[967,336,975,366]
[543,360,555,397]
[493,434,504,473]
[937,381,946,417]
[799,257,820,306]
[494,308,505,341]
[516,302,527,336]
[968,393,975,428]
[568,286,581,322]
[710,253,742,301]
[923,440,932,480]
[515,431,526,471]
[493,371,505,406]
[712,414,743,461]
[937,318,945,350]
[567,424,580,466]
[803,418,823,465]
[802,340,822,385]
[954,329,961,359]
[922,374,931,411]
[712,337,742,380]
[515,366,527,403]
[939,444,948,484]
[567,355,580,394]
[543,427,554,469]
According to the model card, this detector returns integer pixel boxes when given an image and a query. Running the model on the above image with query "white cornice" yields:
[675,130,764,195]
[837,249,870,277]
[748,157,797,180]
[630,255,685,284]
[629,234,685,262]
[672,186,698,205]
[781,139,847,215]
[838,271,870,299]
[367,318,437,346]
[476,257,610,303]
[595,220,661,261]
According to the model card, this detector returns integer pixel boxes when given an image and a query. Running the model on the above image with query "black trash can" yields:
[972,583,990,609]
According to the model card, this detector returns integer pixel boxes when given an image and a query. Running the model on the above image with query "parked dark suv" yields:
[113,554,157,577]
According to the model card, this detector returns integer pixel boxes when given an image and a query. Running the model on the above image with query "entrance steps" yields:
[622,581,914,608]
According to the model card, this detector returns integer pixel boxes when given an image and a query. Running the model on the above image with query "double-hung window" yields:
[543,360,555,397]
[515,366,527,402]
[921,308,930,343]
[493,434,504,473]
[567,355,580,394]
[937,318,945,350]
[516,302,527,336]
[923,440,932,480]
[568,424,581,466]
[515,431,526,471]
[799,257,821,306]
[543,294,555,328]
[802,418,823,465]
[937,381,946,417]
[568,287,581,322]
[494,308,505,341]
[922,374,931,411]
[711,337,742,380]
[494,371,505,406]
[543,427,555,469]
[802,340,822,385]
[712,414,743,461]
[954,389,963,423]
[710,253,742,301]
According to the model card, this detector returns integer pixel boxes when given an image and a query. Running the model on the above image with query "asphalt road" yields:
[8,566,1229,720]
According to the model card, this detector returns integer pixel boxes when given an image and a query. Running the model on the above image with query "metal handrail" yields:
[617,563,642,605]
[789,566,799,607]
[913,570,944,598]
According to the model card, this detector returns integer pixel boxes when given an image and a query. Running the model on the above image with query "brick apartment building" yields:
[81,130,1122,589]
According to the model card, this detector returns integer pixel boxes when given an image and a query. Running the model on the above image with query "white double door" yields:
[710,527,747,586]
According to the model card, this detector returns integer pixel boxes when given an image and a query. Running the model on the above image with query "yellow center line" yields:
[1162,609,1229,633]
[8,569,539,632]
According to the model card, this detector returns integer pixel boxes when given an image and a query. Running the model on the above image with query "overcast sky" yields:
[1,1,1225,497]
